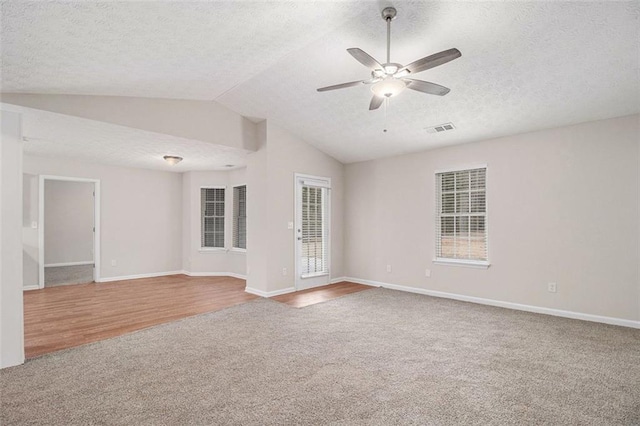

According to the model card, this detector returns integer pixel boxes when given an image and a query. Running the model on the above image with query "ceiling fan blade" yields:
[404,79,451,96]
[317,80,367,92]
[398,48,461,75]
[347,48,384,70]
[369,95,384,110]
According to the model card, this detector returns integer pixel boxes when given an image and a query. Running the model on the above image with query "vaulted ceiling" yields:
[2,1,639,164]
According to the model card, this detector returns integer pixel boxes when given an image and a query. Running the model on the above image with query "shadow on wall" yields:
[23,173,39,288]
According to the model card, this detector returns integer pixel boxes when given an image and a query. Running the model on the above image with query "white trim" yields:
[434,163,488,175]
[342,277,640,329]
[198,248,228,253]
[245,286,295,298]
[44,261,94,268]
[229,248,247,254]
[96,270,183,283]
[23,285,40,291]
[330,276,348,284]
[199,185,226,189]
[432,258,490,269]
[183,271,246,280]
[38,175,101,289]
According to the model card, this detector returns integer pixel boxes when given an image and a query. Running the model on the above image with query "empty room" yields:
[1,1,639,424]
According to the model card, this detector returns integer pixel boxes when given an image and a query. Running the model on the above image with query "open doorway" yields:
[38,176,100,288]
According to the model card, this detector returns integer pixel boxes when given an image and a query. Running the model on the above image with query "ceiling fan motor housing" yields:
[381,7,397,21]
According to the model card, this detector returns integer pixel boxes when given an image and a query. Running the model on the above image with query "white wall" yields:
[345,114,640,322]
[182,168,246,276]
[23,155,183,283]
[44,180,94,265]
[246,122,344,293]
[1,94,259,152]
[1,110,25,368]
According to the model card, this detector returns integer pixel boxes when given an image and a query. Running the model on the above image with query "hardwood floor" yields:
[271,282,372,308]
[24,274,257,358]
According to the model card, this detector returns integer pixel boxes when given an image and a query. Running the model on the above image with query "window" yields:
[435,167,488,266]
[201,187,225,249]
[233,185,246,250]
[301,185,329,276]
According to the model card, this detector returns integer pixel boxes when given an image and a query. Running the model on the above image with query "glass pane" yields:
[456,192,469,213]
[470,192,485,213]
[455,171,469,190]
[441,193,455,214]
[470,169,486,190]
[204,217,215,232]
[441,173,454,192]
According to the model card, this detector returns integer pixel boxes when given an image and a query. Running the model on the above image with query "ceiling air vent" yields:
[426,122,455,134]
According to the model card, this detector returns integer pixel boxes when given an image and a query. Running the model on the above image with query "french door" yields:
[294,174,331,290]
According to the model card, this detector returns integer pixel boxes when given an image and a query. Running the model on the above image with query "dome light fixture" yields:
[371,77,407,98]
[163,155,183,165]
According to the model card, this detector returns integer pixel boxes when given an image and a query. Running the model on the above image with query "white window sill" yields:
[199,247,227,253]
[433,258,490,269]
[301,272,329,279]
[229,248,246,254]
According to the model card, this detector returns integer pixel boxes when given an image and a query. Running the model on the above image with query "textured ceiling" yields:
[2,1,639,164]
[14,107,248,172]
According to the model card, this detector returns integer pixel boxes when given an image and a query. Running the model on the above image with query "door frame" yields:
[38,175,101,288]
[294,173,331,291]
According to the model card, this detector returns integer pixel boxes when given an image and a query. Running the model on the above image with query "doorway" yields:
[39,176,100,288]
[294,174,331,290]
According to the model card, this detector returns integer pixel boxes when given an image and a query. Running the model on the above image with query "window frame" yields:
[200,186,226,252]
[231,183,247,252]
[433,164,490,269]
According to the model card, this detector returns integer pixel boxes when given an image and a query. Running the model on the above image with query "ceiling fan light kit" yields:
[317,7,461,110]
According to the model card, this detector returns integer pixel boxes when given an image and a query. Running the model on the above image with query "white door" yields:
[295,174,331,290]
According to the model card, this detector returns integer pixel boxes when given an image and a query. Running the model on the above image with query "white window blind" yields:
[201,187,225,248]
[436,167,487,262]
[301,185,328,276]
[233,185,246,249]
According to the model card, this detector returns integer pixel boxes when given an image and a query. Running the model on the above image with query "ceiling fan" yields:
[317,7,461,110]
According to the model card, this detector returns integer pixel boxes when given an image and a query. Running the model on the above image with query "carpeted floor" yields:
[2,288,639,425]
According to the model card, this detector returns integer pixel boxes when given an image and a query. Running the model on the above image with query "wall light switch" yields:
[282,267,287,276]
[31,221,38,229]
[425,269,431,278]
[386,265,392,273]
[287,222,294,230]
[111,260,117,267]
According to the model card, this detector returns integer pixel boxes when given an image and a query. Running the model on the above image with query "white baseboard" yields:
[183,271,246,280]
[97,270,184,283]
[343,277,640,329]
[330,276,349,284]
[22,285,40,291]
[245,286,296,298]
[44,261,94,268]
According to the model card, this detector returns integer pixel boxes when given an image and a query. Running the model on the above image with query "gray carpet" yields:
[2,289,639,425]
[45,264,94,287]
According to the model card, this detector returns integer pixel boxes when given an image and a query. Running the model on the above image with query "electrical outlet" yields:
[111,259,117,267]
[282,267,287,276]
[548,282,557,293]
[386,264,392,273]
[287,222,294,230]
[425,268,431,278]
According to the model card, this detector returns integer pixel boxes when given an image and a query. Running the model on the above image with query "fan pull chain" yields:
[383,97,389,133]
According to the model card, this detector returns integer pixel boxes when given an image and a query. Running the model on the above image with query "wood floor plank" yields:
[24,274,257,358]
[271,282,372,308]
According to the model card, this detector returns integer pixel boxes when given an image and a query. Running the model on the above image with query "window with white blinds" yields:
[233,185,246,250]
[436,167,488,263]
[201,187,225,248]
[301,185,328,276]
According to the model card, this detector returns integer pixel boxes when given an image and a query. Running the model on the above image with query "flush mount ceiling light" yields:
[317,7,461,110]
[163,155,183,165]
